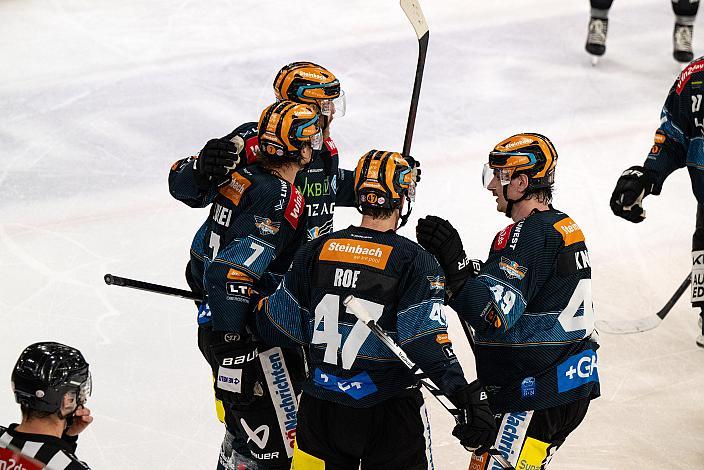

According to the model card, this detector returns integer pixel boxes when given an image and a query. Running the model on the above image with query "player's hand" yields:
[416,215,473,299]
[610,166,655,223]
[451,380,497,454]
[404,156,422,183]
[196,137,244,180]
[65,406,93,437]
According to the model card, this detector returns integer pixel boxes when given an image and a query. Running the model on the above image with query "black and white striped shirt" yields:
[0,424,90,469]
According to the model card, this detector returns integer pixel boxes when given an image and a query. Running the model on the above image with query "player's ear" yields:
[515,174,530,193]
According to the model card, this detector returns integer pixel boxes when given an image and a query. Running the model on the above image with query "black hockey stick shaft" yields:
[343,296,515,470]
[657,274,691,320]
[104,274,202,302]
[400,0,430,157]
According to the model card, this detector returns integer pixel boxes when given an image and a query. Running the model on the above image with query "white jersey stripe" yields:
[46,449,72,470]
[20,440,43,458]
[0,431,12,447]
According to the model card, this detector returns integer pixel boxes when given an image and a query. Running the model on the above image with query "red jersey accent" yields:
[493,223,514,251]
[284,186,304,229]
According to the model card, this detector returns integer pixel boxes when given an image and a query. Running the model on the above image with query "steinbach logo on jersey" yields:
[319,239,394,269]
[219,172,252,206]
[677,58,704,94]
[254,216,281,236]
[499,257,528,280]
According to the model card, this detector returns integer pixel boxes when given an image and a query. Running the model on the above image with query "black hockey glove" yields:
[610,166,656,223]
[196,137,243,182]
[416,215,478,300]
[451,380,498,454]
[404,156,422,184]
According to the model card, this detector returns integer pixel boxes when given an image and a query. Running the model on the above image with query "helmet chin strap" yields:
[502,184,529,219]
[397,195,413,229]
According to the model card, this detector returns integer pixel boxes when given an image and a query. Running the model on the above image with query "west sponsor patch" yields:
[493,223,515,251]
[499,257,527,280]
[219,172,252,206]
[284,186,304,229]
[556,350,599,393]
[319,238,393,270]
[254,216,281,236]
[427,275,445,291]
[553,217,585,246]
[313,368,378,400]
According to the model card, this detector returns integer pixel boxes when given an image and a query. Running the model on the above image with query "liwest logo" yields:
[259,349,297,458]
[556,350,599,393]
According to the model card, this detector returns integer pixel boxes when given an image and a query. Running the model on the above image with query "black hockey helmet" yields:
[12,342,91,417]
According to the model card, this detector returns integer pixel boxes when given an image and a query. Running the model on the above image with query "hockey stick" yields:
[596,274,691,334]
[343,295,515,470]
[400,0,429,157]
[103,273,202,302]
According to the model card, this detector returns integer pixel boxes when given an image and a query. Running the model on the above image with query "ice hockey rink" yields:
[1,0,703,468]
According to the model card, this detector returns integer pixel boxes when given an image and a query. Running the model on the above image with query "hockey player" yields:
[255,150,498,469]
[417,134,600,470]
[169,62,360,242]
[1,342,93,470]
[182,100,321,469]
[610,57,704,347]
[586,0,699,62]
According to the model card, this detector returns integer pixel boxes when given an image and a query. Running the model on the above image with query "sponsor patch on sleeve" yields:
[244,135,259,164]
[219,172,252,206]
[676,59,704,94]
[319,238,393,269]
[498,257,528,280]
[284,185,304,229]
[254,216,281,236]
[493,223,515,251]
[323,138,338,157]
[435,333,450,344]
[556,350,599,393]
[553,217,585,246]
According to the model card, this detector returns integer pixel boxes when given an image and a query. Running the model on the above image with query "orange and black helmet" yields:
[273,62,341,104]
[354,150,415,211]
[258,100,322,163]
[485,133,558,190]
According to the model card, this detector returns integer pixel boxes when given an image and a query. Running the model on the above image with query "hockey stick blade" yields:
[343,296,515,470]
[400,0,429,157]
[596,274,691,334]
[104,273,202,302]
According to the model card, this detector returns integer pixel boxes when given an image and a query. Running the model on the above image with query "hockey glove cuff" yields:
[196,137,243,183]
[416,215,475,300]
[610,166,656,223]
[450,380,498,455]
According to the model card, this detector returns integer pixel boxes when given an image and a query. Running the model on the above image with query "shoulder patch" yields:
[676,58,704,95]
[553,216,585,246]
[319,238,393,269]
[244,135,259,164]
[323,138,338,157]
[284,185,305,229]
[219,172,251,206]
[493,223,515,251]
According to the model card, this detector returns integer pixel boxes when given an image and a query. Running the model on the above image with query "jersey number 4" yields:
[312,294,382,370]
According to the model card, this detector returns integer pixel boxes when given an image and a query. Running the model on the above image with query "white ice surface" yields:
[1,0,703,468]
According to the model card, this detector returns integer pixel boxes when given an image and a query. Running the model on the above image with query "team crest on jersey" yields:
[254,216,281,236]
[499,257,528,280]
[427,275,445,291]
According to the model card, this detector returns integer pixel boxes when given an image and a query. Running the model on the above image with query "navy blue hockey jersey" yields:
[168,122,356,240]
[451,208,600,413]
[185,164,307,332]
[643,56,704,203]
[254,226,468,408]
